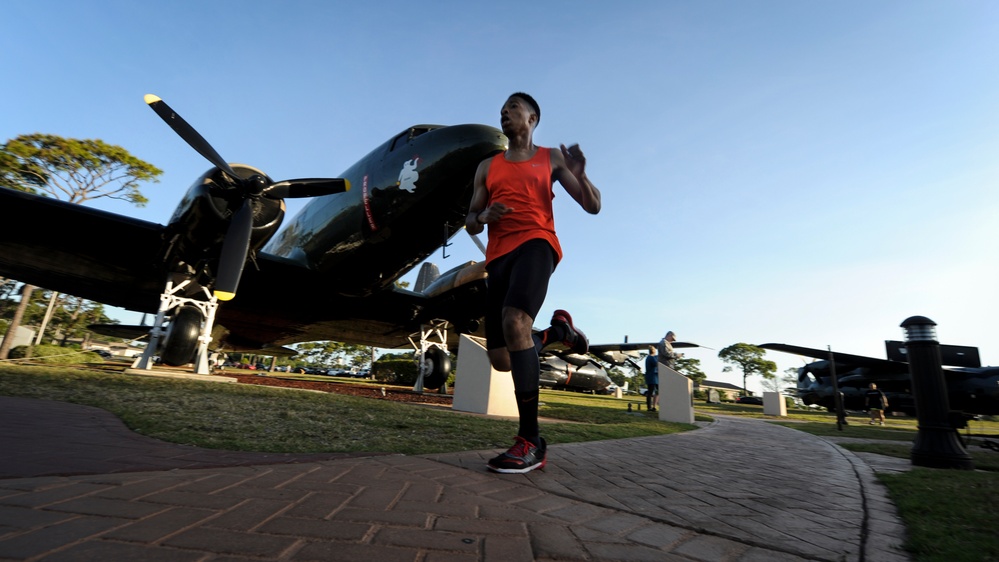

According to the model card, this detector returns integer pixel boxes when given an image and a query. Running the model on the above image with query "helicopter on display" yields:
[760,341,999,421]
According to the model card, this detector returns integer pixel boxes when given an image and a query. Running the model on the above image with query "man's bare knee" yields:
[501,308,535,351]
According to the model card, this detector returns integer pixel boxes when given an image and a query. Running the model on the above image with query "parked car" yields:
[736,396,764,405]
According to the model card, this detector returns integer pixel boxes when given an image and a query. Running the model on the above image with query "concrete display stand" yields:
[764,392,787,417]
[659,363,694,424]
[452,334,518,417]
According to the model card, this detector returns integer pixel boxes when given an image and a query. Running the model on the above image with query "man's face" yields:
[500,96,536,135]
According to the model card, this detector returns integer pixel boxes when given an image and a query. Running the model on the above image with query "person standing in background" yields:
[866,383,888,425]
[645,345,659,411]
[658,331,678,371]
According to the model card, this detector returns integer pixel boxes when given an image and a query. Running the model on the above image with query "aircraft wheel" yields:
[161,306,203,366]
[421,346,451,389]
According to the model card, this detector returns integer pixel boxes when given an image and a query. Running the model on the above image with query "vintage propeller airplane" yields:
[759,341,999,421]
[536,341,706,394]
[0,95,508,386]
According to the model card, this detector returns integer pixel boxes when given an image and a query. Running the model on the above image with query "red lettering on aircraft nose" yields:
[362,175,378,231]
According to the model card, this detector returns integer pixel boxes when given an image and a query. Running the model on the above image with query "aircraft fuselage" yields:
[265,124,507,296]
[540,355,613,393]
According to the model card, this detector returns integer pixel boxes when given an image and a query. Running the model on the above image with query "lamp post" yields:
[901,316,974,470]
[828,346,848,429]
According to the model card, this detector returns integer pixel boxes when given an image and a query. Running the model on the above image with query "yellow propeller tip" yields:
[344,179,351,191]
[215,291,235,301]
[143,94,162,104]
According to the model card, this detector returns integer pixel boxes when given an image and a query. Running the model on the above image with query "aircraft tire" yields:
[422,346,451,389]
[161,306,203,366]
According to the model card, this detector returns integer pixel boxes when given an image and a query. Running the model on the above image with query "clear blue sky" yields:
[4,1,998,392]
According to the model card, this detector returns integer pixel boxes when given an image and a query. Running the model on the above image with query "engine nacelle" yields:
[162,164,285,276]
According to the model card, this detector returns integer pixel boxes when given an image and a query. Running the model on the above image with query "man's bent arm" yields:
[465,160,490,235]
[554,144,601,214]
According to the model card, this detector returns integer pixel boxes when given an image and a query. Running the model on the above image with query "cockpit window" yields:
[389,125,443,152]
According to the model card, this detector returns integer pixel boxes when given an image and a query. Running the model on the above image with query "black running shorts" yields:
[484,238,557,351]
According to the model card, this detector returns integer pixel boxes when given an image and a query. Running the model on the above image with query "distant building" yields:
[695,380,744,401]
[73,338,146,358]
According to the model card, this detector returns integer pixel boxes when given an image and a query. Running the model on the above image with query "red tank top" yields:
[484,147,563,264]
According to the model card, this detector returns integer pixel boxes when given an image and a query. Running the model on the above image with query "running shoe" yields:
[551,309,589,354]
[487,436,547,474]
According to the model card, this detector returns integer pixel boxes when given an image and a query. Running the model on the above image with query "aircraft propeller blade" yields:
[214,201,254,301]
[264,178,351,199]
[143,94,239,179]
[144,94,352,302]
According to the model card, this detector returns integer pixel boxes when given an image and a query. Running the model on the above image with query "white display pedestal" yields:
[659,363,694,424]
[764,392,787,416]
[452,335,518,417]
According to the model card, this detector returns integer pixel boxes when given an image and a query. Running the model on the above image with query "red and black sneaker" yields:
[551,309,589,354]
[487,436,547,474]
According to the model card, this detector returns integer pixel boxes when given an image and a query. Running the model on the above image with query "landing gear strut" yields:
[409,320,452,392]
[132,278,219,375]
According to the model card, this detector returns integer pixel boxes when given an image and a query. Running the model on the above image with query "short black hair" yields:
[509,92,540,124]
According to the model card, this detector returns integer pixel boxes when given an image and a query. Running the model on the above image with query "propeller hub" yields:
[246,174,268,197]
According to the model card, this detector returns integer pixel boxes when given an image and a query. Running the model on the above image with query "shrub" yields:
[8,344,103,365]
[372,353,456,388]
[373,357,418,384]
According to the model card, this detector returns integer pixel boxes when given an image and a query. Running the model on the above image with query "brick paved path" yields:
[0,397,910,561]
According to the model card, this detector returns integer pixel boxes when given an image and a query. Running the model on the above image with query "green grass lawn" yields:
[0,364,694,454]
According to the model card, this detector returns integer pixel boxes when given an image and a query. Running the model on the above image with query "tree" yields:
[0,150,46,192]
[0,134,160,204]
[0,134,161,359]
[56,297,114,346]
[718,343,777,394]
[292,341,374,369]
[606,366,627,387]
[675,355,707,387]
[780,366,800,392]
[0,284,34,360]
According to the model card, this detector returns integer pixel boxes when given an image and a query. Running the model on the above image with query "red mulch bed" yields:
[222,372,454,405]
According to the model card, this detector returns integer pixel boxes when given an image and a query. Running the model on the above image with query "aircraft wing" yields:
[587,341,703,367]
[176,256,488,352]
[0,186,490,352]
[588,341,702,353]
[758,343,909,373]
[0,187,167,312]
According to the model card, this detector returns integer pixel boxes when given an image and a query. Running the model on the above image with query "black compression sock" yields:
[510,348,541,439]
[515,390,540,440]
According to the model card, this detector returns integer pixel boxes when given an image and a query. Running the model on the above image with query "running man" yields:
[465,92,601,473]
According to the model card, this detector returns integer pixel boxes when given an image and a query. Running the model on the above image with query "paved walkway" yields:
[0,397,911,561]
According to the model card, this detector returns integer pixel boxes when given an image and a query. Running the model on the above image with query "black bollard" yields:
[901,316,974,470]
[828,346,848,429]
